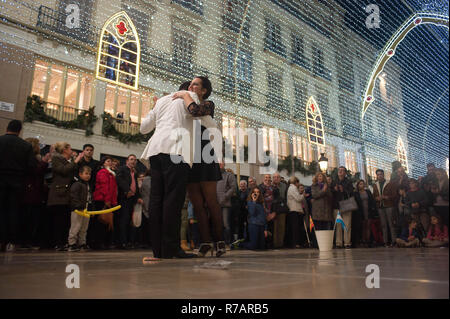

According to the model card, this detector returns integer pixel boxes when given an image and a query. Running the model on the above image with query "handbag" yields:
[339,196,358,213]
[132,203,142,227]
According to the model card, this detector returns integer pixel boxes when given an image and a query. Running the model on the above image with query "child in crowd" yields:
[187,201,200,250]
[395,218,421,248]
[405,179,430,235]
[423,214,448,247]
[232,187,267,250]
[67,166,92,252]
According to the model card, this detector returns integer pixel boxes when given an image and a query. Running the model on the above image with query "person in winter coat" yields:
[353,180,378,247]
[311,172,333,230]
[286,176,307,248]
[47,142,83,251]
[92,156,118,249]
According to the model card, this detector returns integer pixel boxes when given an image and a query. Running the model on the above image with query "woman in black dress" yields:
[172,76,225,257]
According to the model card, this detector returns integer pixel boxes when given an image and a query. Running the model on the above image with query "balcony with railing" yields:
[42,101,89,122]
[110,116,141,135]
[36,5,97,47]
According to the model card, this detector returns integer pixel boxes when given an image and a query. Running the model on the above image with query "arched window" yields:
[96,11,140,90]
[397,137,409,173]
[306,96,325,146]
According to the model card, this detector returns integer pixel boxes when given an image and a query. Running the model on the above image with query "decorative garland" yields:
[277,155,319,176]
[101,112,152,144]
[24,95,98,136]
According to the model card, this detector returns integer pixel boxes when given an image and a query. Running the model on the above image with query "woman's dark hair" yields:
[179,81,191,91]
[100,156,113,167]
[196,76,212,99]
[247,187,264,204]
[430,214,444,234]
[356,179,365,189]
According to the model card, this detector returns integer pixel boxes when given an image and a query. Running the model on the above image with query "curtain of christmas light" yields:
[0,0,448,178]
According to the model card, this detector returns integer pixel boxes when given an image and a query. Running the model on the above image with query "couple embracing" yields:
[140,76,225,259]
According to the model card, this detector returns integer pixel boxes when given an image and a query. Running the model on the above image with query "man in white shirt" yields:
[140,81,214,259]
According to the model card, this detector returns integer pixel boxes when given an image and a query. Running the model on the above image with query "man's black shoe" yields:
[174,250,197,258]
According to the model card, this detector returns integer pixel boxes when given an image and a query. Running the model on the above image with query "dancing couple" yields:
[140,76,225,259]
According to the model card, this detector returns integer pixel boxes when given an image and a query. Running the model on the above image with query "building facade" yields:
[0,0,411,182]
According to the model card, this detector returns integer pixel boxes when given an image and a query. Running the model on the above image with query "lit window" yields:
[326,145,337,170]
[366,157,378,180]
[104,84,155,124]
[302,137,314,163]
[79,76,93,110]
[292,135,302,158]
[278,131,289,158]
[31,60,48,98]
[64,69,79,108]
[396,137,409,173]
[96,11,140,90]
[47,64,64,105]
[345,150,357,174]
[222,114,237,150]
[306,96,325,146]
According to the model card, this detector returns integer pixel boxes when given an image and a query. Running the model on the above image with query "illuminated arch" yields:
[306,96,325,147]
[397,136,409,173]
[96,11,140,90]
[361,13,449,119]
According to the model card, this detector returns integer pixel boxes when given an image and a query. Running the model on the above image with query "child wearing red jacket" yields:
[423,214,448,248]
[92,156,118,249]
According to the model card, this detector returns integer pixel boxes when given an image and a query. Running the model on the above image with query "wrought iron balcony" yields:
[36,5,98,47]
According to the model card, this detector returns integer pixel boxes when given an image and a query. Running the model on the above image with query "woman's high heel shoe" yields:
[198,243,213,257]
[216,241,226,257]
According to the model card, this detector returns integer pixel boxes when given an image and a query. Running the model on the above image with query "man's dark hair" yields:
[376,169,384,175]
[427,163,435,168]
[127,154,137,160]
[179,81,191,91]
[196,76,212,99]
[338,166,347,172]
[83,144,94,150]
[7,120,22,133]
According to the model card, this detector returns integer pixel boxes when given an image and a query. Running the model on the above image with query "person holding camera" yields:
[232,187,266,250]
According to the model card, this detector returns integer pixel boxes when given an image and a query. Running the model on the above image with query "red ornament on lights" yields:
[414,18,422,25]
[116,21,128,35]
[387,49,395,56]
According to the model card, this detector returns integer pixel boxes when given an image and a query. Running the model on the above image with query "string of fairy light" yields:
[0,0,448,177]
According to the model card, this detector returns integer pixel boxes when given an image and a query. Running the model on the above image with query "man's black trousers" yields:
[149,153,189,258]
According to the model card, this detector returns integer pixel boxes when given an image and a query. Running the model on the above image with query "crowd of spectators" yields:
[1,120,448,253]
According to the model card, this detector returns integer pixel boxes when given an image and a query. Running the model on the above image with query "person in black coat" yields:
[115,154,143,249]
[0,120,36,251]
[353,180,378,247]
